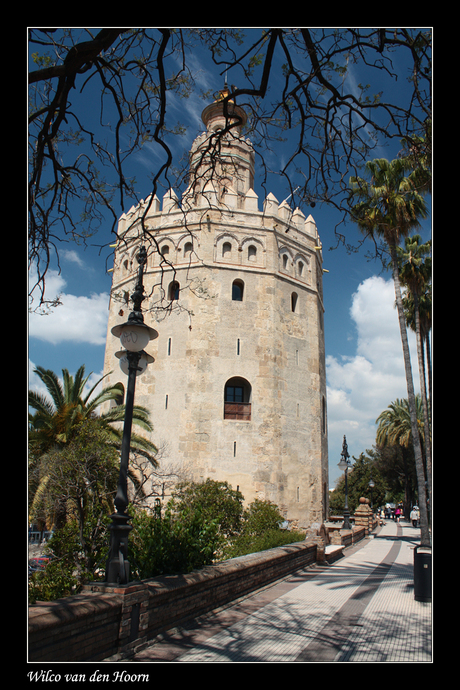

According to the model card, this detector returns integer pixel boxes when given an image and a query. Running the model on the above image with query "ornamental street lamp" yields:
[337,435,352,530]
[368,478,375,511]
[105,246,158,585]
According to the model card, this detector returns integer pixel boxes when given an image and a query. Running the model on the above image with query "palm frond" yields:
[28,390,55,418]
[33,366,64,410]
[82,371,114,407]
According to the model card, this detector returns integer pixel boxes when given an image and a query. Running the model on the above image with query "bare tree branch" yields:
[28,28,431,305]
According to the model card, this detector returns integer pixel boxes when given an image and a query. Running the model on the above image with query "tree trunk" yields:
[426,331,432,422]
[389,241,431,546]
[414,292,432,519]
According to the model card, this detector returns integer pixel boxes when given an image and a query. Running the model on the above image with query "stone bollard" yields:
[354,497,373,536]
[305,522,330,562]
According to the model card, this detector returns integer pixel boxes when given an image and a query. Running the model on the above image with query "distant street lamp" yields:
[105,246,158,585]
[337,435,353,530]
[368,478,375,511]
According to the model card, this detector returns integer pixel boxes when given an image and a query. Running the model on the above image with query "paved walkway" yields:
[132,520,432,663]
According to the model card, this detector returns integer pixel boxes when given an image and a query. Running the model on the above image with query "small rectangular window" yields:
[165,394,169,410]
[167,337,172,356]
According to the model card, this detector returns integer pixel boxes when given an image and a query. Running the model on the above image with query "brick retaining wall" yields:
[28,540,317,662]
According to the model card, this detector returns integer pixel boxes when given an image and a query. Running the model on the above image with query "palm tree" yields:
[29,364,158,526]
[398,236,432,506]
[376,397,424,517]
[376,397,424,449]
[349,157,430,545]
[402,284,432,411]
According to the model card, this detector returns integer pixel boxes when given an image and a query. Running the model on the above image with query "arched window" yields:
[248,245,257,261]
[110,382,125,408]
[232,279,244,301]
[168,281,180,301]
[160,244,170,257]
[291,292,299,313]
[184,242,193,258]
[222,242,232,257]
[224,377,252,420]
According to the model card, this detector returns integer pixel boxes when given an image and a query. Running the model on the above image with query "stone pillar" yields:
[82,581,150,658]
[305,522,329,562]
[354,497,373,535]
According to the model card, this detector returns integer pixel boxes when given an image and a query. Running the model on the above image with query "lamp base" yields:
[105,512,132,585]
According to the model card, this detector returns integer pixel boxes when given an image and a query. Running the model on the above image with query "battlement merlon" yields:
[114,188,323,258]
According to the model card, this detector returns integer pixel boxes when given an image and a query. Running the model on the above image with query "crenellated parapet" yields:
[116,187,321,246]
[111,186,323,296]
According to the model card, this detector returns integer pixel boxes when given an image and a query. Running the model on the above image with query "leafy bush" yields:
[28,517,110,603]
[224,529,306,559]
[170,479,244,537]
[28,480,307,602]
[129,503,220,579]
[29,558,79,604]
[222,499,305,559]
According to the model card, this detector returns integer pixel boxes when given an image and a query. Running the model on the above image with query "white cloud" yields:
[327,275,420,484]
[29,270,109,346]
[61,249,86,268]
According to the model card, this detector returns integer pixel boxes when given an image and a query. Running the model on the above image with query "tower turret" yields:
[188,86,255,208]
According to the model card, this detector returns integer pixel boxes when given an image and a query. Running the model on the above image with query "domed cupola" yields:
[200,84,247,134]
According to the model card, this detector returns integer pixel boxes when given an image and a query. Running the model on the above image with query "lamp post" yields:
[368,478,375,511]
[337,435,352,530]
[105,246,158,585]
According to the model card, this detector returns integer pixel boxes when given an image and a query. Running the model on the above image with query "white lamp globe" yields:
[120,323,150,352]
[115,350,155,376]
[111,320,158,352]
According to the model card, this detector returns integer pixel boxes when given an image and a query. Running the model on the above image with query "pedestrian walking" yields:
[395,506,401,523]
[410,506,419,528]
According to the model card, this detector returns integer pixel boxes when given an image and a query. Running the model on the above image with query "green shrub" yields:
[223,528,305,559]
[129,504,220,579]
[29,558,80,604]
[220,498,305,559]
[28,517,110,603]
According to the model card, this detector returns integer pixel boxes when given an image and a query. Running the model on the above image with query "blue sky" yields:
[28,29,431,489]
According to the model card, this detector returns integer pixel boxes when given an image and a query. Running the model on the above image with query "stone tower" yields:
[103,87,328,528]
